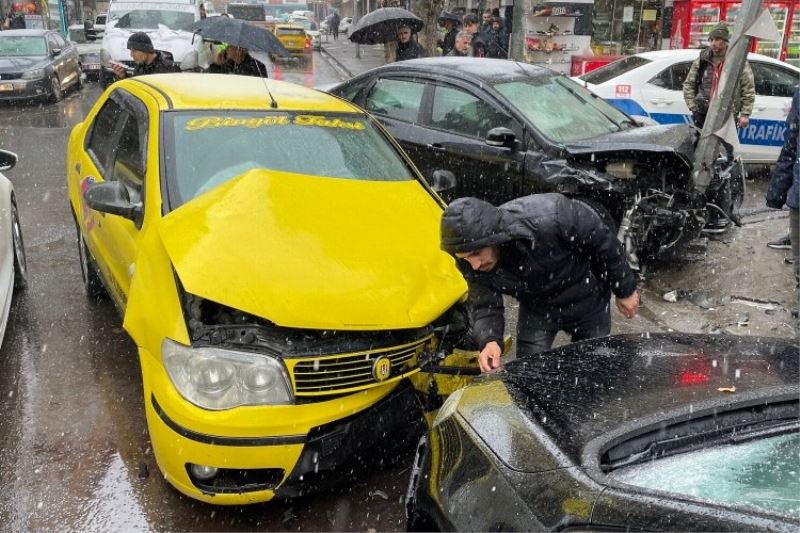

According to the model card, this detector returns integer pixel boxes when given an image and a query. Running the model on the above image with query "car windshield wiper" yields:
[557,79,629,132]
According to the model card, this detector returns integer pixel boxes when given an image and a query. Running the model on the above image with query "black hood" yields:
[0,56,48,73]
[564,124,695,167]
[440,197,511,254]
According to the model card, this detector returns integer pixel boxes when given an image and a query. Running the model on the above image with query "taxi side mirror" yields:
[84,180,142,223]
[0,149,18,171]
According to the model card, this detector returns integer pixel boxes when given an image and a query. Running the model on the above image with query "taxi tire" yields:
[76,227,107,300]
[11,199,27,291]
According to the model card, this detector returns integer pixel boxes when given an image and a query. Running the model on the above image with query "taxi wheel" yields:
[76,227,107,300]
[11,199,27,291]
[49,75,63,103]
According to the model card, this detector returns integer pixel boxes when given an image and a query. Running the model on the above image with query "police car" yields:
[578,50,800,163]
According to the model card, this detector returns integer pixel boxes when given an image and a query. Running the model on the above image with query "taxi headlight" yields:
[162,339,293,409]
[22,69,46,80]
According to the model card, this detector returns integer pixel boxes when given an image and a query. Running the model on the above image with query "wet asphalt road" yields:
[0,54,411,532]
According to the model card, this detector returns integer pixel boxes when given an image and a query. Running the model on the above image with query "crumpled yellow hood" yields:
[158,169,467,330]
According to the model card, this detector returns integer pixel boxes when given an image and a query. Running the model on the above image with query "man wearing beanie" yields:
[440,194,640,373]
[111,32,179,79]
[683,23,755,160]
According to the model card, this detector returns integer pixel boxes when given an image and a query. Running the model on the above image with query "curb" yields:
[319,44,354,79]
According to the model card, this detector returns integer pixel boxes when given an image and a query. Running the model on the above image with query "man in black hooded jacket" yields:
[441,194,640,373]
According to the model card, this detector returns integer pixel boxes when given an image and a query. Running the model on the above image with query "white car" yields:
[0,150,27,347]
[339,16,352,35]
[289,16,321,50]
[578,50,800,163]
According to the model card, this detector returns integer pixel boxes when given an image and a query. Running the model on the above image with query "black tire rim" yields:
[11,203,26,281]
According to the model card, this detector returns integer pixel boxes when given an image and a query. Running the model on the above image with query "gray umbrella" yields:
[190,17,288,57]
[349,8,424,45]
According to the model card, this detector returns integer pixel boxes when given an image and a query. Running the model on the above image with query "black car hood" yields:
[564,124,695,168]
[0,56,48,72]
[456,333,799,472]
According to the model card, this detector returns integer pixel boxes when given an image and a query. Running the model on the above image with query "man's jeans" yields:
[516,302,611,359]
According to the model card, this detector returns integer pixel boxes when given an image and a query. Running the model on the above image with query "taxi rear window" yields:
[277,28,305,36]
[163,111,415,207]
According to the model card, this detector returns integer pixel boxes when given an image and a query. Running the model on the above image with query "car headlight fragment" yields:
[162,339,293,410]
[22,69,46,80]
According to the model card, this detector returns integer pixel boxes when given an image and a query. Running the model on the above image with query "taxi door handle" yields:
[754,105,767,111]
[428,143,446,152]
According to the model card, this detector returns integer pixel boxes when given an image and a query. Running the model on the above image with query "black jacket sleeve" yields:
[559,196,637,299]
[767,90,798,209]
[458,265,505,351]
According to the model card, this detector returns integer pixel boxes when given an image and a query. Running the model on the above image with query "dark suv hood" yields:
[564,124,695,168]
[0,56,48,72]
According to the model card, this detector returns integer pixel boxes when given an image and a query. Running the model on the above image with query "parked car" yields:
[289,15,321,50]
[0,29,82,102]
[94,12,107,36]
[408,333,800,532]
[577,50,800,164]
[67,24,103,81]
[66,73,479,504]
[328,57,745,266]
[100,0,202,87]
[339,16,352,34]
[0,149,27,347]
[272,23,312,62]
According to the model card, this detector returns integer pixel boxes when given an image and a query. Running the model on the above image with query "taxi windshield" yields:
[164,111,415,208]
[495,76,634,143]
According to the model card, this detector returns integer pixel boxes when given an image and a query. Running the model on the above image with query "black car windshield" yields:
[581,55,652,85]
[164,111,414,207]
[114,9,195,30]
[0,36,47,56]
[609,431,800,518]
[495,76,633,143]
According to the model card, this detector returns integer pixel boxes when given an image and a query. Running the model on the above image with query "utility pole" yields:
[355,0,361,59]
[510,0,525,61]
[692,0,764,194]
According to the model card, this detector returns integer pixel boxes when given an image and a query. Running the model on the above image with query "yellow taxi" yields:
[273,23,313,63]
[66,73,478,504]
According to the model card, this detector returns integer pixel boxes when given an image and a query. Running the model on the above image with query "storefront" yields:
[592,0,667,54]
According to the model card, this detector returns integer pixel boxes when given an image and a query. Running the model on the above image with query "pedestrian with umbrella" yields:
[437,11,460,56]
[329,10,341,41]
[349,7,424,63]
[190,16,288,77]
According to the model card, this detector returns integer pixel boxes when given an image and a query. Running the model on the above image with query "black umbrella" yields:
[189,17,288,57]
[349,8,424,45]
[438,11,461,25]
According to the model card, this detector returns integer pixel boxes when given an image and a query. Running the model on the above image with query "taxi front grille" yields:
[289,335,431,395]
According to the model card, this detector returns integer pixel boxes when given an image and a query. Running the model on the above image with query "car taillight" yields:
[305,37,311,49]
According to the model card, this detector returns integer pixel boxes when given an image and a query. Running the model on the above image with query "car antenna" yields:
[255,62,278,108]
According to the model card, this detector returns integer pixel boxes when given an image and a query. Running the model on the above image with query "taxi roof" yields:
[127,73,358,112]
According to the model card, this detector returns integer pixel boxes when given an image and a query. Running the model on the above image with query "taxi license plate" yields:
[0,83,13,92]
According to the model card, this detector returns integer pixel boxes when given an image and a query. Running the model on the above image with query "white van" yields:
[100,0,203,86]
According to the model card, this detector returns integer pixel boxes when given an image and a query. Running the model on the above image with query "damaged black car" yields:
[328,57,745,267]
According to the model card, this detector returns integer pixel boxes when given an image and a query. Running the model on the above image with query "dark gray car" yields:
[0,29,82,102]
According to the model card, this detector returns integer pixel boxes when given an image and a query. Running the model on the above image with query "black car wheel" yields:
[76,224,106,300]
[11,200,27,291]
[49,75,63,102]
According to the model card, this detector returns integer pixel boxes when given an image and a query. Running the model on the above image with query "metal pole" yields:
[510,0,525,61]
[692,0,763,194]
[355,0,361,59]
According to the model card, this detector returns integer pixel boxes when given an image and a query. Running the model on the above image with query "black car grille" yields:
[287,334,432,395]
[0,73,22,80]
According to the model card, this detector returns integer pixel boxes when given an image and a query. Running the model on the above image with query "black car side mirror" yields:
[486,127,517,149]
[431,170,456,193]
[84,180,142,223]
[51,47,62,56]
[0,149,18,171]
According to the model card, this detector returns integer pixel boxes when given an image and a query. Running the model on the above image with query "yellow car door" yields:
[76,89,151,308]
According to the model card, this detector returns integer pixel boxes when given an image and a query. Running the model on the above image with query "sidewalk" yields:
[319,36,387,78]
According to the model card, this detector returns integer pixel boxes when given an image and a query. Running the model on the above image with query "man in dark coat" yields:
[440,194,640,373]
[395,24,425,62]
[766,87,800,310]
[485,17,509,59]
[111,32,180,79]
[438,16,458,56]
[462,13,487,58]
[208,44,268,77]
[329,11,341,40]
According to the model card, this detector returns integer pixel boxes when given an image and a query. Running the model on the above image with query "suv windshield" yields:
[164,111,415,207]
[0,36,47,56]
[495,76,633,143]
[609,431,800,517]
[581,55,651,85]
[114,9,195,30]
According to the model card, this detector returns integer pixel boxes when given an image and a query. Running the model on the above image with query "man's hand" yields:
[616,291,640,319]
[478,341,502,373]
[738,115,750,128]
[110,63,127,79]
